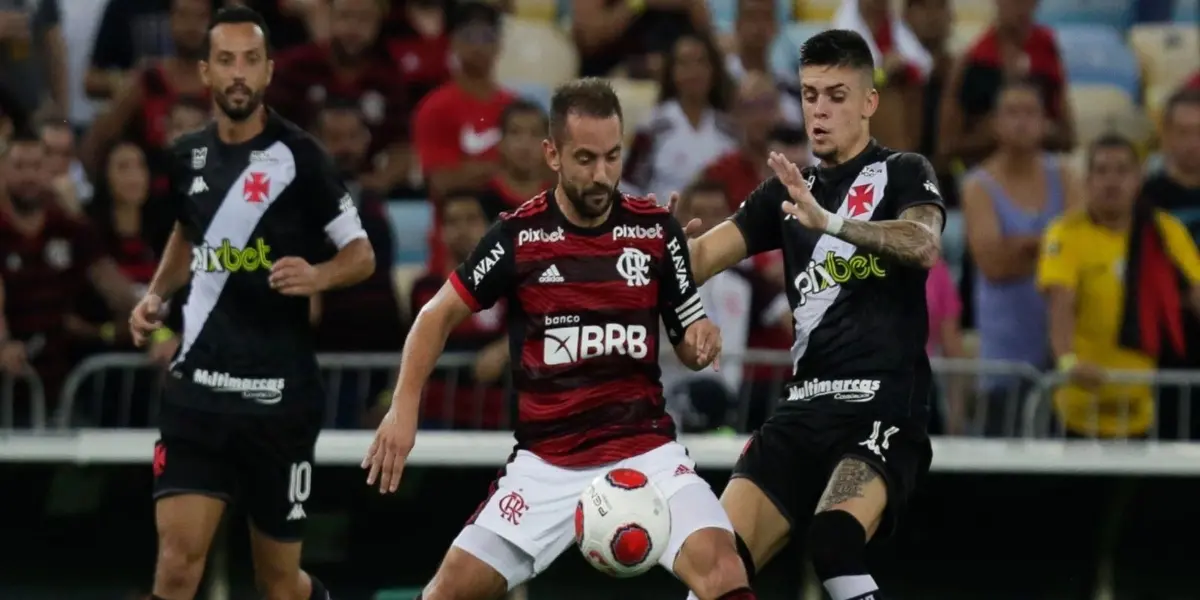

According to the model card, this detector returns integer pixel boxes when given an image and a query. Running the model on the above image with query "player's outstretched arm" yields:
[664,192,752,287]
[768,152,943,270]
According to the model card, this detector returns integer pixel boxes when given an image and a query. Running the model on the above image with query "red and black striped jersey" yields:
[449,191,708,467]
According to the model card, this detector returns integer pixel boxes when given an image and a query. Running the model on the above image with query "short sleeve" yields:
[730,177,786,256]
[296,139,368,249]
[886,152,947,227]
[1037,219,1078,291]
[449,221,516,312]
[1158,213,1200,285]
[89,0,133,70]
[659,217,708,345]
[412,93,461,173]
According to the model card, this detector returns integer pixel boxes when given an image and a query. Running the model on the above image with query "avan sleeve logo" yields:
[472,242,506,286]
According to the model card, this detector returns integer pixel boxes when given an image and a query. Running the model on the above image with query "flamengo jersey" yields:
[450,192,707,467]
[732,141,945,418]
[166,110,368,414]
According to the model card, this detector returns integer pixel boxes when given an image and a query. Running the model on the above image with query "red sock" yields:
[716,588,756,600]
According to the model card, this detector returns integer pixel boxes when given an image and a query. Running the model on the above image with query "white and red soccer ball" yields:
[574,468,672,578]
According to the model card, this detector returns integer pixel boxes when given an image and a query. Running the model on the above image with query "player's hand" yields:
[362,407,417,494]
[129,294,164,347]
[768,152,829,231]
[657,192,703,238]
[684,318,722,371]
[1067,362,1106,390]
[148,334,180,366]
[269,257,324,296]
[0,340,28,376]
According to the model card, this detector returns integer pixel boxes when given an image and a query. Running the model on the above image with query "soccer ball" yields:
[574,468,672,578]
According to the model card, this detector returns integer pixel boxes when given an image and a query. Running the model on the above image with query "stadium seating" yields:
[386,200,434,265]
[1053,25,1141,97]
[1129,24,1200,92]
[609,77,660,144]
[948,20,985,55]
[514,0,558,21]
[508,81,554,112]
[768,21,829,84]
[1174,0,1199,21]
[1036,0,1134,29]
[496,17,579,89]
[796,0,839,21]
[1069,84,1152,148]
[951,0,996,24]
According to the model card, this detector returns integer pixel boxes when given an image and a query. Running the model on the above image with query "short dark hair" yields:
[500,99,548,135]
[203,5,272,60]
[549,78,623,142]
[1087,133,1140,170]
[1163,88,1200,127]
[316,97,366,128]
[1,127,43,157]
[798,29,875,75]
[450,0,501,33]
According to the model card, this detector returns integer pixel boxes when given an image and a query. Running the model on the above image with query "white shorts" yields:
[452,441,732,589]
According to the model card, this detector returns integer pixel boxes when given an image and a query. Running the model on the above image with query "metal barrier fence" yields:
[39,350,1069,435]
[1022,368,1200,440]
[0,366,46,430]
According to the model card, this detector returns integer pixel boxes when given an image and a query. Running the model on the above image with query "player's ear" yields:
[862,87,879,120]
[266,59,274,86]
[199,60,211,88]
[543,138,560,172]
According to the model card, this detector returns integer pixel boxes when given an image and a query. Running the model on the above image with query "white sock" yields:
[824,574,878,600]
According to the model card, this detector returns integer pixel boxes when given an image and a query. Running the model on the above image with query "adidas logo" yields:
[538,265,564,283]
[287,503,306,521]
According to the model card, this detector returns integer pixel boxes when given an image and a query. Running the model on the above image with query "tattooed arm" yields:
[833,204,944,269]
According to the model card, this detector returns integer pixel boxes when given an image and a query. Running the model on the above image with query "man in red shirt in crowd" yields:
[387,0,454,103]
[406,193,508,429]
[413,0,514,272]
[0,132,137,424]
[703,72,786,212]
[269,0,412,192]
[476,99,555,220]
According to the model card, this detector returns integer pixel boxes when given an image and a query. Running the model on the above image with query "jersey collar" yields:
[813,138,881,184]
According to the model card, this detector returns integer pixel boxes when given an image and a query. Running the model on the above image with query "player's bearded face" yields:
[215,79,265,122]
[800,66,876,163]
[563,177,618,219]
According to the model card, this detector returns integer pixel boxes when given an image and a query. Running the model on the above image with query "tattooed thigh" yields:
[815,457,886,513]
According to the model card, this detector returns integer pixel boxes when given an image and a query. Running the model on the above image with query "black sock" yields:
[309,574,330,600]
[807,510,880,600]
[715,587,756,600]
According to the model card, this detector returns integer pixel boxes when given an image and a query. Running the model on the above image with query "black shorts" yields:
[732,408,932,539]
[153,399,323,541]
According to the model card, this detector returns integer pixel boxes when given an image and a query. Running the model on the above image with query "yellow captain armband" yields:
[1056,353,1078,372]
[151,328,176,345]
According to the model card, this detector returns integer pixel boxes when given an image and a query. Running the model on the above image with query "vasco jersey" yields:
[166,110,368,414]
[450,192,707,467]
[731,141,945,418]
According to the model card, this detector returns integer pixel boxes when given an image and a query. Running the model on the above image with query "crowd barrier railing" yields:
[0,366,46,430]
[1022,368,1200,440]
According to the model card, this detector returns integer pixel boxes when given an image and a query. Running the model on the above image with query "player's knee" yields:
[806,510,867,579]
[677,528,749,600]
[422,547,508,600]
[154,535,208,594]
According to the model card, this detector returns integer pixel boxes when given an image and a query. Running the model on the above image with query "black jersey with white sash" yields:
[731,141,944,419]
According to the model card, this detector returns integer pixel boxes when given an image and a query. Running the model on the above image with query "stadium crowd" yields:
[0,0,1197,439]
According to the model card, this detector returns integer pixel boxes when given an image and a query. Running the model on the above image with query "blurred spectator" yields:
[269,0,412,193]
[404,192,508,429]
[39,116,92,213]
[475,99,553,221]
[662,181,750,432]
[0,0,67,116]
[1040,135,1200,439]
[0,131,136,423]
[962,79,1076,435]
[725,0,774,79]
[702,71,789,212]
[925,257,966,434]
[81,0,211,198]
[413,0,514,273]
[1188,71,1200,90]
[311,101,403,355]
[573,0,711,79]
[833,0,930,150]
[164,96,210,146]
[1145,89,1200,240]
[938,0,1074,170]
[904,0,958,206]
[84,0,174,100]
[60,0,106,127]
[625,31,736,202]
[386,0,452,104]
[228,0,325,50]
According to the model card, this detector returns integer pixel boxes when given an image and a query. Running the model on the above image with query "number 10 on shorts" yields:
[288,461,312,503]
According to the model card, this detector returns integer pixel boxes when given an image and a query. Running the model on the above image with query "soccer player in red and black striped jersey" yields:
[364,78,758,600]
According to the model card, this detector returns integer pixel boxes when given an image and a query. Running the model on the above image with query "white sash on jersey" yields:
[789,160,890,365]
